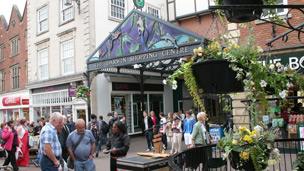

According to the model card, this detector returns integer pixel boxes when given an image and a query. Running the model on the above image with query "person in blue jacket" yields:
[183,111,196,149]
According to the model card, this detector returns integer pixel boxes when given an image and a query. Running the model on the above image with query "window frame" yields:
[261,0,288,20]
[60,39,75,75]
[10,37,19,57]
[0,70,4,92]
[11,64,19,89]
[60,0,74,25]
[0,44,4,61]
[37,5,49,35]
[109,0,125,21]
[37,48,49,80]
[146,5,161,18]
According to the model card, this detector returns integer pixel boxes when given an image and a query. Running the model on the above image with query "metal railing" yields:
[168,138,304,171]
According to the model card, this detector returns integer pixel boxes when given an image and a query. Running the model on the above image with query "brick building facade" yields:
[0,4,29,122]
[166,0,304,128]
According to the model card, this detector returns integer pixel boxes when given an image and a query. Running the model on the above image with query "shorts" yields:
[184,133,192,145]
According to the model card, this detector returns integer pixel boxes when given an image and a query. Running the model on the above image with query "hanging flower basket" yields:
[192,59,244,94]
[222,0,263,23]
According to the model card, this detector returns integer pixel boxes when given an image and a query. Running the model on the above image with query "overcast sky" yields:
[0,0,26,22]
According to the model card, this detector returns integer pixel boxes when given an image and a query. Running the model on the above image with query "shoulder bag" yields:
[67,133,85,169]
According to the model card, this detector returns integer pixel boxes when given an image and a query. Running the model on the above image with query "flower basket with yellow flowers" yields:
[217,125,280,171]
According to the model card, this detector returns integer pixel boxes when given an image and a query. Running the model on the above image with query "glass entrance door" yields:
[149,94,163,116]
[132,94,147,133]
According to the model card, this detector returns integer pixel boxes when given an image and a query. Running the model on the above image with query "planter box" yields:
[192,59,243,94]
[222,0,263,23]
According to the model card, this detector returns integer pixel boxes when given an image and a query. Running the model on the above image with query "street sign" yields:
[133,0,145,9]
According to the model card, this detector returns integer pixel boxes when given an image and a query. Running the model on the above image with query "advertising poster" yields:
[298,123,304,151]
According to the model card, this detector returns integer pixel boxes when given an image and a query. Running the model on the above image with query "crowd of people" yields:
[0,111,130,171]
[142,110,210,154]
[0,110,209,171]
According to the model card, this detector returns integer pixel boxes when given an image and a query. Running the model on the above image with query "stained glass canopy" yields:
[87,10,205,75]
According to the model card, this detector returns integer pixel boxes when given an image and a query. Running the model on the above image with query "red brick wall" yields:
[173,0,304,51]
[239,0,304,50]
[174,14,226,41]
[0,5,27,93]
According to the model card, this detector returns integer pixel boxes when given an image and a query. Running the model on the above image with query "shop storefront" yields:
[29,83,87,123]
[87,10,204,134]
[0,91,30,123]
[111,82,164,133]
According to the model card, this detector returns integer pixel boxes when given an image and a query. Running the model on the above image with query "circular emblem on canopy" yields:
[133,0,145,9]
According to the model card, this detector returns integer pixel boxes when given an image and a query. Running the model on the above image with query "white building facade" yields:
[27,0,169,130]
[27,0,93,122]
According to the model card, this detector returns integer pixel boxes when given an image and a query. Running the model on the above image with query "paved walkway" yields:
[2,136,152,171]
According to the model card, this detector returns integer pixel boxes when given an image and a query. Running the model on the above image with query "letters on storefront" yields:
[87,44,199,71]
[260,52,304,73]
[2,97,29,106]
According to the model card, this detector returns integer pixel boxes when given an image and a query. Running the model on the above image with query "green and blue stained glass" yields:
[87,10,203,64]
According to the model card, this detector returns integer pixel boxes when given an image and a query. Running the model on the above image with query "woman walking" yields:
[16,119,30,167]
[170,114,182,154]
[2,121,19,171]
[191,112,209,147]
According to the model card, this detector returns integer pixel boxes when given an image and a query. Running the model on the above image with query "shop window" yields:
[0,70,4,92]
[0,44,4,61]
[147,6,160,18]
[110,0,125,20]
[11,37,19,57]
[11,64,19,89]
[63,105,72,116]
[60,0,74,24]
[37,5,48,34]
[61,39,75,75]
[38,48,49,80]
[112,96,126,115]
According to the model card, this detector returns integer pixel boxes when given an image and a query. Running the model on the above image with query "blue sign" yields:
[209,127,224,144]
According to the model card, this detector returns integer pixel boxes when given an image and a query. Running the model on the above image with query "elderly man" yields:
[39,112,64,171]
[66,119,96,171]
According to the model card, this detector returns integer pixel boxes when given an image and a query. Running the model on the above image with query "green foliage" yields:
[76,85,90,100]
[293,152,304,171]
[166,34,304,125]
[217,125,280,171]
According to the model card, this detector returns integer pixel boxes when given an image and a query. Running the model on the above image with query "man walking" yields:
[96,115,109,158]
[66,119,96,171]
[39,112,64,171]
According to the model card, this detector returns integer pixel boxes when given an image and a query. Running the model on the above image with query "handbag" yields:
[67,133,85,169]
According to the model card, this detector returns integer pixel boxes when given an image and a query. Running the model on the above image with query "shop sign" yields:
[112,82,163,91]
[2,97,29,106]
[22,99,29,105]
[260,52,304,73]
[87,44,199,71]
[2,97,21,106]
[68,85,77,97]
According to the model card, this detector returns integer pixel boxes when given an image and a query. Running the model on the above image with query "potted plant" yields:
[214,0,280,23]
[217,125,281,171]
[164,35,304,124]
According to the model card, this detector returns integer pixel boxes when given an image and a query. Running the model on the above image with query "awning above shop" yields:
[87,10,205,75]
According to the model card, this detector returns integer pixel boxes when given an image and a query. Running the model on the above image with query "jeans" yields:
[74,159,96,171]
[145,131,153,150]
[96,134,107,153]
[40,155,59,171]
